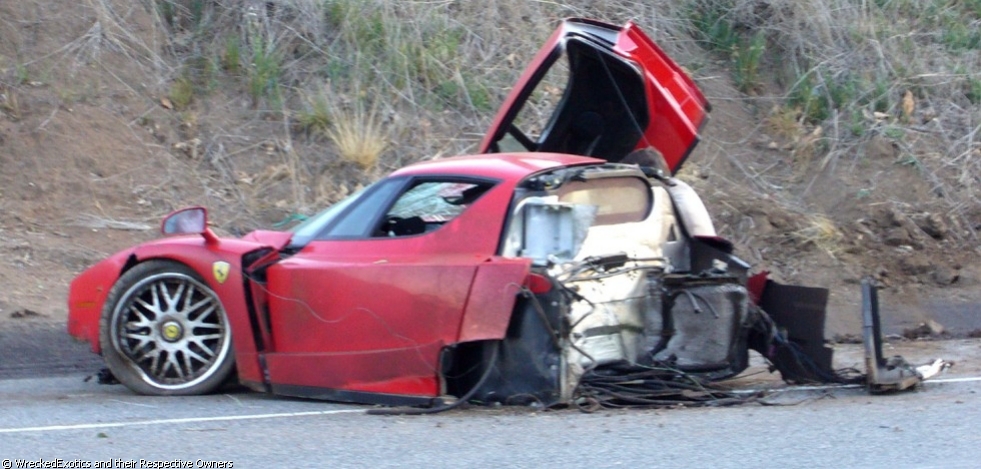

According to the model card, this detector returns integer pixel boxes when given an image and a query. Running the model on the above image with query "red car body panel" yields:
[262,259,532,398]
[615,22,709,171]
[457,258,531,342]
[67,235,288,384]
[479,18,708,174]
[67,250,134,353]
[260,176,532,397]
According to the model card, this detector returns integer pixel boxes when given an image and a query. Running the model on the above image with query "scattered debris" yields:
[10,308,42,319]
[832,333,863,344]
[96,368,119,385]
[903,320,946,339]
[863,279,952,393]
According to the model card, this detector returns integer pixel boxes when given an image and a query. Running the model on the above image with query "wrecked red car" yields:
[67,18,941,410]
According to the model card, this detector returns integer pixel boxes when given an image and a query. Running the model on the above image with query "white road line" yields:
[731,375,981,394]
[930,376,981,384]
[0,409,364,434]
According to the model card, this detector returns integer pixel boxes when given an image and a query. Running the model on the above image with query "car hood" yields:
[240,229,294,251]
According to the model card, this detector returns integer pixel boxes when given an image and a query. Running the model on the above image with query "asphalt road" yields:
[1,320,979,468]
[1,374,979,468]
[0,319,104,380]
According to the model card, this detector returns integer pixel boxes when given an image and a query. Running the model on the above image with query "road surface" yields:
[1,318,979,468]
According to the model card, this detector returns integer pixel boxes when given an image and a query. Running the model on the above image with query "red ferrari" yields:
[66,18,937,409]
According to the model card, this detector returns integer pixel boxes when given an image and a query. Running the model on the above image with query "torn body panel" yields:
[460,291,566,407]
[862,278,951,392]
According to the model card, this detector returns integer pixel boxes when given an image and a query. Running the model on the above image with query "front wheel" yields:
[99,260,235,395]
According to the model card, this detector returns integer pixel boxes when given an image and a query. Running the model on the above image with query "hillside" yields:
[1,0,979,336]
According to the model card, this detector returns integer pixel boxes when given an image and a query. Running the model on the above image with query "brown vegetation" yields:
[1,0,979,334]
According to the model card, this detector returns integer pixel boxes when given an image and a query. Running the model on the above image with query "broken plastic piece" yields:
[862,278,951,392]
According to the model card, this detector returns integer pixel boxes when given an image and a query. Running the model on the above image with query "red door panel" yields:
[264,249,479,396]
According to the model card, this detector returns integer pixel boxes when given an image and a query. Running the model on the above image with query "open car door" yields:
[480,18,709,174]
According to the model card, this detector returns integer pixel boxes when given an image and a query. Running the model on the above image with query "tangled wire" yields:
[573,364,757,412]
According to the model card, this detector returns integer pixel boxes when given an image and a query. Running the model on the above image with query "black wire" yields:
[522,289,562,350]
[671,289,721,319]
[574,363,757,410]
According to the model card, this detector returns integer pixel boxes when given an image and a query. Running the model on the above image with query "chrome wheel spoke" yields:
[149,283,163,310]
[191,323,222,331]
[181,349,202,372]
[133,345,158,363]
[162,281,185,312]
[194,333,223,341]
[122,331,152,345]
[190,339,217,358]
[188,311,221,330]
[127,305,153,326]
[148,350,163,375]
[188,303,216,323]
[167,354,185,380]
[183,287,213,315]
[134,297,160,318]
[181,284,197,311]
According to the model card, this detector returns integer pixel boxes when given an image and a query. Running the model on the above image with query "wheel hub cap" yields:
[160,321,184,342]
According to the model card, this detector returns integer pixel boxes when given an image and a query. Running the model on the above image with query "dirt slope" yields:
[1,0,979,339]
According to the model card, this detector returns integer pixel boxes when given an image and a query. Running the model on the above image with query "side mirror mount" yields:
[161,207,218,243]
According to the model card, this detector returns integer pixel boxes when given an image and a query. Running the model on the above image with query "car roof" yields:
[390,152,605,182]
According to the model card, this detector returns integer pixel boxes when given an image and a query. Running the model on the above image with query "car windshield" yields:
[286,183,374,247]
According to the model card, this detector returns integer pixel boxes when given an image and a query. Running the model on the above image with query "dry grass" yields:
[294,89,331,139]
[791,214,843,257]
[0,85,20,120]
[689,0,980,241]
[3,0,979,245]
[328,104,388,171]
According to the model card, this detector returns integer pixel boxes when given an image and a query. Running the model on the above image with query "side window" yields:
[373,180,493,237]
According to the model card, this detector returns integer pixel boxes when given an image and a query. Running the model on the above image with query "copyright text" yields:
[1,460,233,469]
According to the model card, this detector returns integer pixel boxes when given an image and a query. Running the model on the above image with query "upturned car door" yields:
[261,177,513,403]
[480,18,709,174]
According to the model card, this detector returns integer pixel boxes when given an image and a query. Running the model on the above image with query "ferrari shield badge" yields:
[212,261,230,284]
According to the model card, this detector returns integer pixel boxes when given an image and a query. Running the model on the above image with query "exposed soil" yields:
[1,0,979,353]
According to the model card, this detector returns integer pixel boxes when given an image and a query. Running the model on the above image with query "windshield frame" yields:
[286,177,403,248]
